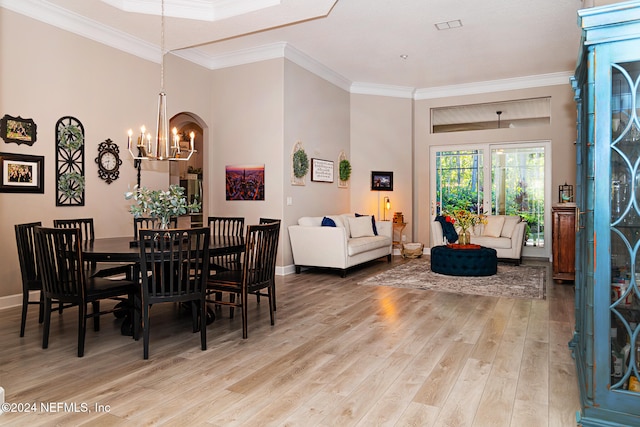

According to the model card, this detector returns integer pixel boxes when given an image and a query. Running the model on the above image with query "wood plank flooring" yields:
[0,256,580,426]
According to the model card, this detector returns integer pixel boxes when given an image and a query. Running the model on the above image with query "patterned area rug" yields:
[359,258,546,299]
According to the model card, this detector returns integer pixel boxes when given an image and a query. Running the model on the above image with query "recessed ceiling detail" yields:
[100,0,281,21]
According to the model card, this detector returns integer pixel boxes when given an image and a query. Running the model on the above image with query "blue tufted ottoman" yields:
[430,245,497,276]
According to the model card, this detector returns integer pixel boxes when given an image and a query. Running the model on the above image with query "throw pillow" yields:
[321,216,337,227]
[355,213,378,235]
[482,215,506,238]
[501,216,521,238]
[348,216,376,238]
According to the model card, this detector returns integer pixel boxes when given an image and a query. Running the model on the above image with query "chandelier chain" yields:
[160,0,165,92]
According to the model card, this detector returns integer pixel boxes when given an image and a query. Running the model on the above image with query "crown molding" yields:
[0,0,161,63]
[2,0,573,98]
[350,82,415,99]
[413,72,574,100]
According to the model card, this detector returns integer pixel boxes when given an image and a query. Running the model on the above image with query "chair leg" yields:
[92,301,100,331]
[20,291,29,337]
[38,292,44,323]
[268,285,275,326]
[143,303,150,359]
[78,303,87,357]
[191,301,199,333]
[242,290,248,339]
[200,299,207,351]
[42,298,52,349]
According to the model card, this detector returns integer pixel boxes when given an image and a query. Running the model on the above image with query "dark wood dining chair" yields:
[54,217,133,278]
[133,216,177,239]
[15,222,44,337]
[206,222,279,338]
[208,216,245,272]
[137,227,210,359]
[257,218,281,310]
[34,226,137,357]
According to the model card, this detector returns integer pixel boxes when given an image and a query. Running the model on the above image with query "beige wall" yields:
[350,94,414,241]
[0,8,579,302]
[283,60,351,266]
[0,10,210,299]
[413,84,577,249]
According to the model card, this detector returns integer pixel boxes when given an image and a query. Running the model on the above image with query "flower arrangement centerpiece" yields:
[125,184,201,229]
[443,206,486,245]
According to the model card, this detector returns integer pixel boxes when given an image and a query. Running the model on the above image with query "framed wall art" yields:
[371,171,393,191]
[1,114,37,146]
[225,164,265,200]
[0,152,44,193]
[311,158,334,183]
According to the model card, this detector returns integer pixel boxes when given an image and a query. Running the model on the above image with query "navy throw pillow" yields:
[321,216,337,227]
[355,213,378,235]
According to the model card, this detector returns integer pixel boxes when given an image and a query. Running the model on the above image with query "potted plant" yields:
[125,184,201,229]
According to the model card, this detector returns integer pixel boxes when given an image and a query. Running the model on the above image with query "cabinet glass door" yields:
[609,61,640,394]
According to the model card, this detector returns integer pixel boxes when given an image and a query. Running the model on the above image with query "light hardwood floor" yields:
[0,256,580,426]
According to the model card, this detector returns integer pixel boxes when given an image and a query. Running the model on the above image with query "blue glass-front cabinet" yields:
[571,2,640,425]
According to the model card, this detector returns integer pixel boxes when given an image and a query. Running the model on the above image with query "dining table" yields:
[81,233,245,332]
[82,234,245,265]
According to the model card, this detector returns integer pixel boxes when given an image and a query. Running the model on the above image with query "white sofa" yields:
[288,214,392,277]
[431,215,527,264]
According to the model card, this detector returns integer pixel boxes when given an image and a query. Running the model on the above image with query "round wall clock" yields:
[95,139,122,184]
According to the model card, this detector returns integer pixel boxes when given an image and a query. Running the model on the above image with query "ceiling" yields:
[2,0,585,97]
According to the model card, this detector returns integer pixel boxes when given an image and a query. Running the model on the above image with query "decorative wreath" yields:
[292,148,309,178]
[57,124,84,151]
[339,159,352,181]
[58,172,85,199]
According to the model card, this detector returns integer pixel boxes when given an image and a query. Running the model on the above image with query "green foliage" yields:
[57,124,83,151]
[125,185,201,226]
[339,159,351,181]
[57,172,85,199]
[293,149,309,178]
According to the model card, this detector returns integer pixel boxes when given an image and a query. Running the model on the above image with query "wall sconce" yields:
[384,196,391,220]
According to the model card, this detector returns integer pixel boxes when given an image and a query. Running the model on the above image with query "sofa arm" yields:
[511,221,527,250]
[376,220,392,239]
[288,225,349,268]
[431,221,446,246]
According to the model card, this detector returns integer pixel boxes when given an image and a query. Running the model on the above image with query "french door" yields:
[429,141,551,258]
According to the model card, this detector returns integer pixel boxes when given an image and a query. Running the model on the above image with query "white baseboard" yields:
[0,291,37,311]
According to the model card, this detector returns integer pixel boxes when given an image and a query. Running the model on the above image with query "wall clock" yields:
[95,139,122,184]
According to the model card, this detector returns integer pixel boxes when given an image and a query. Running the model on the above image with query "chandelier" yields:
[127,0,195,161]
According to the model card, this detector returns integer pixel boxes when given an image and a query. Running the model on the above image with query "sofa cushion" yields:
[471,235,512,249]
[501,216,521,238]
[349,216,376,238]
[321,216,337,227]
[348,235,390,256]
[482,216,505,237]
[356,213,378,235]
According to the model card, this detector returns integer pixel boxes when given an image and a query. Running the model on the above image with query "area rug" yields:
[359,258,546,299]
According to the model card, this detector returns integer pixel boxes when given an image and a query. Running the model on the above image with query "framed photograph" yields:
[311,158,334,183]
[0,152,44,193]
[225,164,265,200]
[371,171,393,191]
[1,115,37,146]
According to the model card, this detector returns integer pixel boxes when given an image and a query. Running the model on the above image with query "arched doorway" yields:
[170,112,206,227]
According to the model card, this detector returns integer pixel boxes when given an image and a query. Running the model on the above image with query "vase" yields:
[458,230,471,245]
[159,216,171,230]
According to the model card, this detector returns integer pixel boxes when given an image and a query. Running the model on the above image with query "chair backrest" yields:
[208,217,244,237]
[133,217,177,238]
[34,226,85,301]
[258,218,281,227]
[15,221,43,292]
[138,227,210,303]
[242,222,280,293]
[54,218,95,241]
